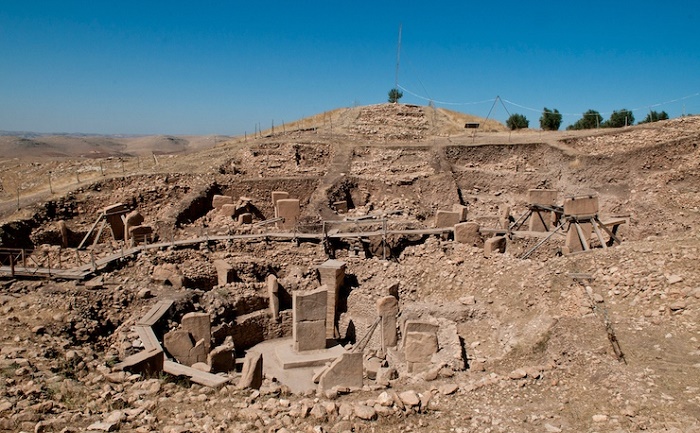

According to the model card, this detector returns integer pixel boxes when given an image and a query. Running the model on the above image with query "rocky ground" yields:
[0,105,699,432]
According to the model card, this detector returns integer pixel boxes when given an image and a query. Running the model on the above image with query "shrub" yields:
[639,110,669,124]
[506,113,529,130]
[539,108,562,131]
[388,88,403,103]
[602,109,634,128]
[567,110,602,130]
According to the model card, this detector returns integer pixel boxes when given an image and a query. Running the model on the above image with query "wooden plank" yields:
[135,325,163,352]
[113,348,164,376]
[163,360,230,388]
[137,300,174,327]
[77,213,104,250]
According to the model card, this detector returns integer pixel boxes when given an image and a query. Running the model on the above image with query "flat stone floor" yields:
[249,337,347,394]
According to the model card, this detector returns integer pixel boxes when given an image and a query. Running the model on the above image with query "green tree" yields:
[567,110,603,130]
[602,109,634,128]
[539,107,562,131]
[388,88,403,103]
[506,113,529,130]
[639,110,669,124]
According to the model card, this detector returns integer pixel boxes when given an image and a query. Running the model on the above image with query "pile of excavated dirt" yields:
[0,106,700,433]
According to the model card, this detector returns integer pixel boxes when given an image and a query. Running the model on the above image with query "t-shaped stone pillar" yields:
[317,259,346,339]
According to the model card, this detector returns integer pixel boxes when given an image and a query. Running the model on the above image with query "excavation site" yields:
[1,104,700,433]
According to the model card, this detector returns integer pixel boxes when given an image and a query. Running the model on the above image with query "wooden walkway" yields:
[0,226,453,280]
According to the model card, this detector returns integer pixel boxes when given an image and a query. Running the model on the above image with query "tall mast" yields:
[395,24,402,89]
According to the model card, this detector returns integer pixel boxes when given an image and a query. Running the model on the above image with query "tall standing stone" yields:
[182,312,211,353]
[214,260,235,287]
[276,199,301,230]
[377,296,399,348]
[293,287,328,352]
[238,352,263,390]
[103,203,129,241]
[317,260,346,339]
[267,274,280,319]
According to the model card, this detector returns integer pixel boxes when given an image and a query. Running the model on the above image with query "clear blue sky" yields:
[1,1,698,135]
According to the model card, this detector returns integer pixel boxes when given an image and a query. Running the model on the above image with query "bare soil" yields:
[1,105,700,432]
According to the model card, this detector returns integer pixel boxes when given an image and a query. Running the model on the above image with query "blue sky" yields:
[1,1,698,135]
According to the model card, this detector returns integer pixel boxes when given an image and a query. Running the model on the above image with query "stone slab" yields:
[276,199,300,230]
[528,189,558,205]
[454,222,481,245]
[404,331,439,363]
[293,320,327,352]
[293,287,328,322]
[182,312,211,353]
[563,195,599,217]
[435,210,461,228]
[271,191,289,208]
[238,352,263,389]
[212,195,234,209]
[452,204,468,222]
[163,360,230,388]
[318,351,364,391]
[275,341,347,369]
[484,236,507,257]
[220,204,236,217]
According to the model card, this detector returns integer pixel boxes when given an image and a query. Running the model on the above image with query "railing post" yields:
[9,254,14,277]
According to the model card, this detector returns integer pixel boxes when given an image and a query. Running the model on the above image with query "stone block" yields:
[213,260,235,287]
[435,210,461,228]
[220,204,236,217]
[212,194,234,209]
[182,312,211,353]
[238,213,253,224]
[293,287,328,352]
[294,320,326,352]
[208,344,235,373]
[318,352,363,391]
[164,329,195,364]
[238,352,263,390]
[484,236,507,257]
[528,189,558,205]
[271,191,289,208]
[454,222,482,246]
[404,331,439,363]
[276,199,300,230]
[293,287,328,322]
[565,222,592,253]
[452,204,468,222]
[563,195,599,217]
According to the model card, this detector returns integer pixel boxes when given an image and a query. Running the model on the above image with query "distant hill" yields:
[0,104,504,159]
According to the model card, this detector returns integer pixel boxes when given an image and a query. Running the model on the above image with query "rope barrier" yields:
[398,84,700,118]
